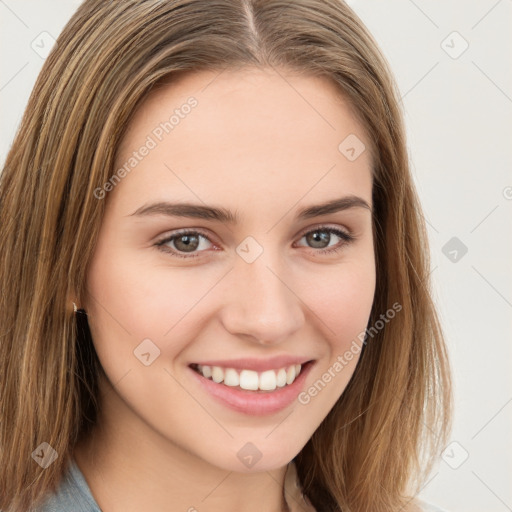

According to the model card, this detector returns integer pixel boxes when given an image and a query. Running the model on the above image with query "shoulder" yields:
[283,463,450,512]
[32,458,101,511]
[283,461,317,511]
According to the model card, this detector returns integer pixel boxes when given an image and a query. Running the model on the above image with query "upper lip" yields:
[191,356,313,372]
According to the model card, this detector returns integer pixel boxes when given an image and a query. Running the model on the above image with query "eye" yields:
[155,229,214,259]
[155,225,355,259]
[295,226,355,255]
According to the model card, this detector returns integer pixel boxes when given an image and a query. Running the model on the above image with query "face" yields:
[82,67,376,472]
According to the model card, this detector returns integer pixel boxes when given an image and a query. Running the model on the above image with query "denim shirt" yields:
[35,458,101,512]
[33,458,314,512]
[31,458,448,512]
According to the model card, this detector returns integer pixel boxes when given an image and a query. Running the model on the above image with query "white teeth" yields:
[223,368,239,387]
[276,368,287,387]
[286,365,296,385]
[239,370,259,390]
[259,370,277,391]
[211,366,224,383]
[195,363,304,391]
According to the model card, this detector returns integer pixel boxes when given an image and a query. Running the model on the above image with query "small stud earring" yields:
[73,302,87,315]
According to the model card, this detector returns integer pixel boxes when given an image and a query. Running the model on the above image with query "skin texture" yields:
[73,67,376,512]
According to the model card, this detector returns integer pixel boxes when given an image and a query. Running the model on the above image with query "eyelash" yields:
[155,225,355,260]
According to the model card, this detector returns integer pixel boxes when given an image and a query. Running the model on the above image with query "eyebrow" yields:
[128,195,371,223]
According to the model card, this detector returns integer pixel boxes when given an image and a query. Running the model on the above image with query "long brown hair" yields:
[0,1,451,510]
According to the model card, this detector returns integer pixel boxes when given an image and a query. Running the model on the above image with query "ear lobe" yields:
[66,289,81,314]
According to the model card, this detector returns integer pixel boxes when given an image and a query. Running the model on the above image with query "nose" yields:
[218,252,305,345]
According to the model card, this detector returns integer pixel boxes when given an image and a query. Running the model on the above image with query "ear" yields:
[66,288,80,313]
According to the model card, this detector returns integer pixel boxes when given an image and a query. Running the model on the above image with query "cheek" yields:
[294,257,376,407]
[84,241,219,356]
[83,244,211,421]
[302,256,376,348]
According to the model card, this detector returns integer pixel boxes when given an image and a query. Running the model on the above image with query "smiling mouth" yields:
[189,361,313,393]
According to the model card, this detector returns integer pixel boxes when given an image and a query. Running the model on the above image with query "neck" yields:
[73,377,290,512]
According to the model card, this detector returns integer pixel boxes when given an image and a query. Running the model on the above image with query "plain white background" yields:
[1,1,511,511]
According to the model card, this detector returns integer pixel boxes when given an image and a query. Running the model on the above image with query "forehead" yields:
[119,66,370,157]
[110,67,373,216]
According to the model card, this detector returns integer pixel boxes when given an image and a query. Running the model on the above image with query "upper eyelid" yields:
[294,226,354,246]
[155,228,215,245]
[155,224,353,247]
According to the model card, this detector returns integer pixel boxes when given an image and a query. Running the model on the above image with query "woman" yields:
[0,1,452,511]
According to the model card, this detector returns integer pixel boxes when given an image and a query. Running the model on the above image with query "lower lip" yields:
[188,362,314,416]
